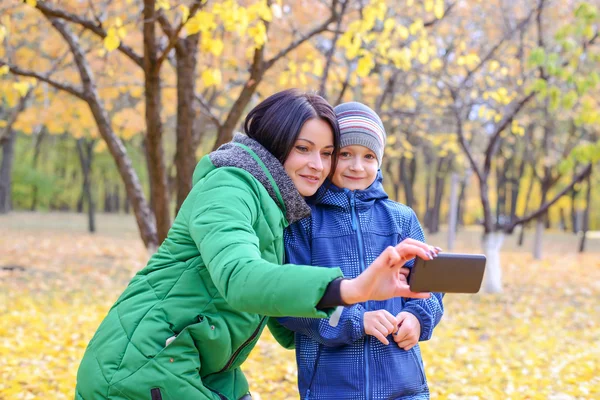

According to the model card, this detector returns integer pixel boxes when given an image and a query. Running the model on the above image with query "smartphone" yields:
[408,252,486,293]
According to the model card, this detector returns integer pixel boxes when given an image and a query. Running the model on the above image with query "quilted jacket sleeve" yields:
[277,217,367,347]
[188,168,343,318]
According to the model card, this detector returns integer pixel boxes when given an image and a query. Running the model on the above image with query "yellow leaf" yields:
[356,54,374,77]
[313,59,323,77]
[409,19,423,36]
[115,17,123,27]
[26,0,37,6]
[0,25,6,43]
[117,27,127,40]
[489,60,500,72]
[397,25,409,40]
[418,49,429,64]
[425,0,433,12]
[103,30,120,52]
[299,73,307,86]
[186,11,216,35]
[430,58,443,71]
[180,5,190,23]
[384,18,395,32]
[13,82,30,96]
[434,0,445,19]
[0,65,9,76]
[155,0,170,11]
[0,120,6,128]
[201,68,222,87]
[209,39,224,56]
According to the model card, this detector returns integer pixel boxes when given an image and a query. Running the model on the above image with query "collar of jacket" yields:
[310,170,388,209]
[209,133,311,225]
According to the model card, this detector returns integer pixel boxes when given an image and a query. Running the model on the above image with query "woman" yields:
[75,89,436,400]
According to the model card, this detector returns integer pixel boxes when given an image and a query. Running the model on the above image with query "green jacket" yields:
[75,134,343,400]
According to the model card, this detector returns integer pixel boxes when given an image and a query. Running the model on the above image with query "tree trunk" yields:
[400,156,415,208]
[0,127,17,214]
[481,232,505,293]
[559,207,567,231]
[456,168,471,226]
[429,156,452,233]
[174,33,200,215]
[517,166,536,246]
[579,169,592,252]
[447,172,460,251]
[143,0,170,243]
[571,164,580,233]
[46,18,158,249]
[113,183,120,212]
[76,138,96,233]
[424,158,433,228]
[533,186,548,260]
[30,128,46,211]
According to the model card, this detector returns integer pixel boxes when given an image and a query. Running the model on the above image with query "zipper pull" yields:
[350,192,357,231]
[305,389,310,399]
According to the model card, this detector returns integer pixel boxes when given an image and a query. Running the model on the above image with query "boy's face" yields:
[331,145,379,191]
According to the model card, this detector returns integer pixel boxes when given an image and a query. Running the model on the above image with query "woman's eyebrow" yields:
[297,138,334,148]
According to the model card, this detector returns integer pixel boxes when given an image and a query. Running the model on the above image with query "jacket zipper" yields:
[350,191,370,400]
[214,316,267,374]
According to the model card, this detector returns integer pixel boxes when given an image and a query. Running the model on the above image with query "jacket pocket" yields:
[108,321,220,400]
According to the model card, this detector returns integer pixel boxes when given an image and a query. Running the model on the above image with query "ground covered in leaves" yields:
[1,213,599,399]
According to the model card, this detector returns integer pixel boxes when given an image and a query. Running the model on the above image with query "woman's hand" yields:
[340,239,440,304]
[364,310,398,345]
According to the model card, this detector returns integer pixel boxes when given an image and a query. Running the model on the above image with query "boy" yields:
[279,102,444,399]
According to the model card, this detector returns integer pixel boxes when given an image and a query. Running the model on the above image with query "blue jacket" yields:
[278,172,444,400]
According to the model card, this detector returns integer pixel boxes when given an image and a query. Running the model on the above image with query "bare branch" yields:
[450,91,484,183]
[319,0,348,96]
[458,3,539,90]
[483,92,536,176]
[0,61,85,99]
[0,87,35,144]
[194,94,221,128]
[424,2,456,27]
[264,11,336,69]
[33,0,144,67]
[156,0,205,68]
[505,164,592,232]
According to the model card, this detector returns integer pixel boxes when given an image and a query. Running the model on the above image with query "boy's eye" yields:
[365,154,376,160]
[340,152,351,158]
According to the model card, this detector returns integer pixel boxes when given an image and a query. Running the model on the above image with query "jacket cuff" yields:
[401,305,432,342]
[316,278,350,309]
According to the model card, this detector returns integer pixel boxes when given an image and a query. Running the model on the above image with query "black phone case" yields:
[409,253,487,293]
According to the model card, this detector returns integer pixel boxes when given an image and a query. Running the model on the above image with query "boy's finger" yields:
[378,317,395,334]
[372,328,389,345]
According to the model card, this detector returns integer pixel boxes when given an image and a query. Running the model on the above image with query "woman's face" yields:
[283,118,334,197]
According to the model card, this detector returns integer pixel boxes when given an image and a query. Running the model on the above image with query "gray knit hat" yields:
[334,102,387,166]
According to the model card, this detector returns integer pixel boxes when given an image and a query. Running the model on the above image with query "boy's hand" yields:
[364,310,398,345]
[393,312,421,351]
